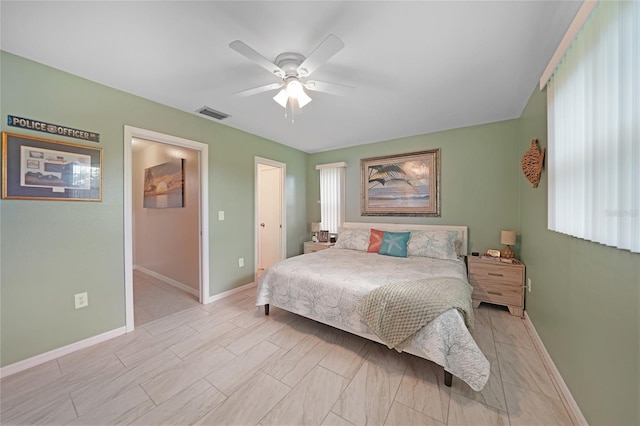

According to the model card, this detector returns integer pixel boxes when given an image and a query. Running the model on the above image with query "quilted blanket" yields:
[256,248,490,391]
[357,277,474,351]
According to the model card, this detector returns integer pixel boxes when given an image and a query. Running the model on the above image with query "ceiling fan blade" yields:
[229,40,285,78]
[304,80,354,96]
[233,83,283,97]
[296,34,344,77]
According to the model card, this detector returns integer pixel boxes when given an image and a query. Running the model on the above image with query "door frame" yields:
[124,125,210,332]
[254,157,286,278]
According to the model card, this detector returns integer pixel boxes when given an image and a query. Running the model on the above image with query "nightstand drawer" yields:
[469,264,522,286]
[470,280,522,306]
[303,241,334,254]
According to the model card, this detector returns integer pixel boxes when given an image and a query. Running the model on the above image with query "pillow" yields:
[407,230,459,260]
[378,231,411,257]
[367,229,384,253]
[334,228,370,251]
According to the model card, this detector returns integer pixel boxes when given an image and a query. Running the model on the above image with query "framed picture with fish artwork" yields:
[361,149,440,216]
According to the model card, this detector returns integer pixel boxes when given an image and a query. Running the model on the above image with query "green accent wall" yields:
[0,52,309,366]
[307,120,521,254]
[518,87,640,426]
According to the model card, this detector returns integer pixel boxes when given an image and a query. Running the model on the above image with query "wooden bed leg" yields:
[264,304,269,316]
[444,371,453,387]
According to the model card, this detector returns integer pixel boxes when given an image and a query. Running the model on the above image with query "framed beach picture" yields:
[361,149,440,216]
[2,132,102,201]
[143,159,185,208]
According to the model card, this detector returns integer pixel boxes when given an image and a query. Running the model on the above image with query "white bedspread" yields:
[256,248,490,391]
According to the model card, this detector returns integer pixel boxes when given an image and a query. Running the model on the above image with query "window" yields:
[545,1,639,253]
[316,162,347,234]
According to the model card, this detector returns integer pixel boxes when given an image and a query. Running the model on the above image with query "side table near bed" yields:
[467,255,525,317]
[303,241,335,254]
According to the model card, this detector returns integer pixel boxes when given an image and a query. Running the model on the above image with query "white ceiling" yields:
[0,1,581,153]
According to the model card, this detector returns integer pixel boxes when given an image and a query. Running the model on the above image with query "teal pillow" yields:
[378,231,411,257]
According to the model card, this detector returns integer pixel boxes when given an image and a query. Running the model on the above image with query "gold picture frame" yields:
[361,149,440,216]
[2,132,102,201]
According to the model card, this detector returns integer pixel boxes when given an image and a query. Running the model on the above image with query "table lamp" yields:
[500,230,517,259]
[311,222,320,242]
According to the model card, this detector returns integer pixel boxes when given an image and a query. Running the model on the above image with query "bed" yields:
[255,222,489,391]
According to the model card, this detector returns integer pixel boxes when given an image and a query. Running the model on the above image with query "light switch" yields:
[218,211,224,220]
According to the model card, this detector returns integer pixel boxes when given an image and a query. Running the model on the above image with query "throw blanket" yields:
[357,277,474,351]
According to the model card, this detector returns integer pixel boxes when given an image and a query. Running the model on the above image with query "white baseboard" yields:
[134,265,199,297]
[203,281,256,305]
[0,280,255,379]
[0,326,126,379]
[524,312,588,426]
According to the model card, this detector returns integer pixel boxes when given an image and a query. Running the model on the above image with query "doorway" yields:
[255,157,286,279]
[124,126,210,332]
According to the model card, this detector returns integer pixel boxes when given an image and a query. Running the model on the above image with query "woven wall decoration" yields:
[521,139,545,188]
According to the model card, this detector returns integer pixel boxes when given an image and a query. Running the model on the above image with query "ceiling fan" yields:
[229,34,354,114]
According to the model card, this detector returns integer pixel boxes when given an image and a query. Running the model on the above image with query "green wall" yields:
[0,52,309,366]
[518,87,640,426]
[308,120,521,254]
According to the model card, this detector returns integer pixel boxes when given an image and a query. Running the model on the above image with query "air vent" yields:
[197,106,230,120]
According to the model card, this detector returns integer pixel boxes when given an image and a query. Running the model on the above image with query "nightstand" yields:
[303,241,334,254]
[467,255,525,317]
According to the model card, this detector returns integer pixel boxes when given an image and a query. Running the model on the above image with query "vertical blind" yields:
[316,162,347,234]
[547,0,639,253]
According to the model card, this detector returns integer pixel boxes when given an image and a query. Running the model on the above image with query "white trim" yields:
[134,265,199,297]
[124,130,135,332]
[123,126,210,332]
[524,312,588,426]
[342,222,468,256]
[254,157,287,281]
[0,327,126,379]
[315,161,348,170]
[539,0,598,90]
[204,281,256,304]
[0,281,254,378]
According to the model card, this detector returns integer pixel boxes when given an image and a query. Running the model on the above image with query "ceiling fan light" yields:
[297,90,312,108]
[273,89,288,108]
[286,79,304,98]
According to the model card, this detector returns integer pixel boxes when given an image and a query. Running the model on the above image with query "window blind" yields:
[547,0,639,253]
[316,162,347,234]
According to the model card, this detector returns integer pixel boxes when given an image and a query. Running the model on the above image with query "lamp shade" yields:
[311,222,321,233]
[273,89,289,108]
[500,230,517,245]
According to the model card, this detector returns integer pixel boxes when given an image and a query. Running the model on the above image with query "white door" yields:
[255,157,286,279]
[258,165,282,273]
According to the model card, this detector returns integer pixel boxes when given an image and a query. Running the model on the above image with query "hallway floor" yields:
[133,270,200,327]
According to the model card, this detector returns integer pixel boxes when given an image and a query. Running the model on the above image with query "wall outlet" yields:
[74,292,88,309]
[527,278,532,293]
[238,258,244,267]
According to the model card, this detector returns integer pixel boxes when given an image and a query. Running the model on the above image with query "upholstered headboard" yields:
[341,222,468,256]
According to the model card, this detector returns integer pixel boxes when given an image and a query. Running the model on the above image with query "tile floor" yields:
[0,272,575,425]
[133,270,202,327]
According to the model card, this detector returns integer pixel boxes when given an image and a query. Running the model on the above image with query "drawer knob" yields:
[488,272,504,277]
[487,291,502,295]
